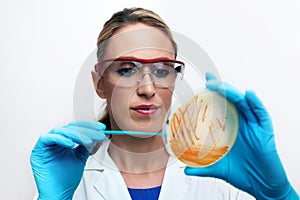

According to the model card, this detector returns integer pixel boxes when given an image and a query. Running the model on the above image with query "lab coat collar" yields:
[86,140,132,199]
[158,157,189,200]
[87,140,190,200]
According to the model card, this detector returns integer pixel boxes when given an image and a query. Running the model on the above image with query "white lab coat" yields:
[73,140,255,200]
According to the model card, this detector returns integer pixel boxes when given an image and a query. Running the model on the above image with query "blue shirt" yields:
[128,186,162,200]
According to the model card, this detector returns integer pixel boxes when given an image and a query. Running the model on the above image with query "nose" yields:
[136,73,156,98]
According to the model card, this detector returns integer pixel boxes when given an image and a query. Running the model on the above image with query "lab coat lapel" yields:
[91,140,132,200]
[93,166,132,200]
[159,158,190,200]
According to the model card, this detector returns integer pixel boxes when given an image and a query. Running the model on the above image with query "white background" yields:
[0,0,299,199]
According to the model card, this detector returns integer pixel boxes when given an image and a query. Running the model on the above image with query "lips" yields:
[131,104,160,116]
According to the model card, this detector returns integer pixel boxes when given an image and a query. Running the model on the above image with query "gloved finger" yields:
[49,126,106,146]
[206,73,244,102]
[36,130,101,156]
[205,78,257,123]
[51,126,106,140]
[74,145,92,161]
[67,121,106,131]
[245,90,273,132]
[34,133,75,149]
[205,72,218,82]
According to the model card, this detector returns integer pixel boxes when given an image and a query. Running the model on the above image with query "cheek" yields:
[157,89,173,112]
[104,85,133,129]
[104,84,134,114]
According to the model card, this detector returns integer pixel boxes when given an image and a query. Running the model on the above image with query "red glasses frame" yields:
[94,57,185,76]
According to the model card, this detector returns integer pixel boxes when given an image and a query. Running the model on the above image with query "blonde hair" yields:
[96,7,177,61]
[96,7,177,129]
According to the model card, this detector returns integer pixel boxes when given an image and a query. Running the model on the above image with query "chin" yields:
[117,119,164,133]
[112,110,167,133]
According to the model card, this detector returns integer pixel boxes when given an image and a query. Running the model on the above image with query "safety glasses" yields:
[95,57,185,88]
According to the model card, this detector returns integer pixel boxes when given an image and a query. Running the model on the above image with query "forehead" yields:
[103,23,175,59]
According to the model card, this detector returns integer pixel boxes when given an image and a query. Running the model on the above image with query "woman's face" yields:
[92,23,176,133]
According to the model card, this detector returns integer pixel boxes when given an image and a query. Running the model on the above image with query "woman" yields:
[30,7,298,200]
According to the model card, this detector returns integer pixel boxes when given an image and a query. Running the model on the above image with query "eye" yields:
[116,61,138,76]
[152,62,176,77]
[152,68,171,77]
[117,68,137,76]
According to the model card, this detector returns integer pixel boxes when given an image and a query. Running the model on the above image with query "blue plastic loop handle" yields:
[103,130,162,136]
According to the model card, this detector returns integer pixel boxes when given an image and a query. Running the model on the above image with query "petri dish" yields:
[164,91,238,167]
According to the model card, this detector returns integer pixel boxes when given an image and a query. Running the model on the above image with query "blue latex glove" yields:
[185,73,299,199]
[30,121,106,200]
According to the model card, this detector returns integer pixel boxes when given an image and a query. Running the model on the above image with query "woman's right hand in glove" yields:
[30,121,107,200]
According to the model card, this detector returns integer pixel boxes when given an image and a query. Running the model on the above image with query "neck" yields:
[108,135,169,173]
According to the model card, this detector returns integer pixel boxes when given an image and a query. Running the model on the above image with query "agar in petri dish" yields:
[165,91,238,167]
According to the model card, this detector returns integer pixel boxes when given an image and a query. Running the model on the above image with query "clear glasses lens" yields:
[101,60,183,88]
